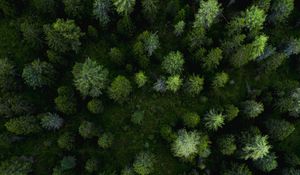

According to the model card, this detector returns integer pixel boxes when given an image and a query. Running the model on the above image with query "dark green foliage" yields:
[78,121,97,139]
[20,21,43,49]
[108,75,132,103]
[0,58,16,91]
[113,0,136,16]
[44,19,83,53]
[223,163,252,175]
[22,60,55,89]
[85,158,98,173]
[73,58,109,97]
[109,47,124,65]
[253,152,277,172]
[217,135,237,155]
[182,112,200,128]
[269,0,294,24]
[224,105,239,121]
[133,151,155,175]
[0,157,32,175]
[5,116,40,135]
[265,119,295,141]
[57,132,75,150]
[0,95,32,117]
[60,156,76,170]
[185,75,204,96]
[162,51,184,75]
[98,133,113,148]
[55,86,77,115]
[87,99,104,114]
[242,100,264,118]
[131,110,144,125]
[93,0,112,26]
[212,72,229,88]
[202,48,223,71]
[63,0,84,18]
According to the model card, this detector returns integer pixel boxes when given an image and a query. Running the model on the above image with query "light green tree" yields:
[162,51,184,75]
[5,116,40,135]
[98,133,113,149]
[113,0,136,16]
[212,72,229,88]
[174,21,185,36]
[57,132,75,150]
[166,75,182,93]
[87,99,104,114]
[241,135,271,160]
[202,47,223,71]
[204,109,225,131]
[185,75,204,96]
[133,151,155,175]
[78,121,96,139]
[85,158,98,173]
[108,75,132,103]
[73,58,109,97]
[135,71,148,88]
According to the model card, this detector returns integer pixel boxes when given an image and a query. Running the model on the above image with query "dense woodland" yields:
[0,0,300,174]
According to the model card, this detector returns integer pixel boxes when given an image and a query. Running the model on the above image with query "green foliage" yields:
[135,71,148,88]
[166,75,182,93]
[282,168,300,175]
[224,104,239,121]
[277,88,300,117]
[121,167,135,175]
[78,121,96,139]
[131,110,144,125]
[113,0,136,16]
[182,112,200,128]
[0,95,32,117]
[0,58,16,91]
[135,31,159,58]
[193,0,221,29]
[241,135,271,160]
[223,163,252,175]
[160,125,176,142]
[162,51,184,75]
[242,100,264,118]
[60,156,76,171]
[269,0,294,24]
[98,133,113,149]
[44,19,83,53]
[55,86,77,115]
[85,158,98,173]
[263,53,287,73]
[202,47,223,71]
[63,0,84,18]
[218,135,237,155]
[204,109,225,131]
[108,75,132,103]
[5,116,40,135]
[0,157,32,175]
[32,0,56,14]
[87,99,104,114]
[73,58,109,97]
[141,0,158,23]
[212,72,229,88]
[40,113,64,130]
[57,132,74,150]
[109,47,124,65]
[22,60,55,89]
[133,152,155,175]
[172,129,200,161]
[20,21,43,49]
[265,119,295,141]
[185,75,204,96]
[253,152,277,172]
[93,0,112,26]
[174,21,185,36]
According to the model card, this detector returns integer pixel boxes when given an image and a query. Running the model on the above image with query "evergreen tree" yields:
[265,119,295,141]
[131,110,144,125]
[284,38,300,56]
[224,104,239,121]
[218,135,237,155]
[141,0,158,23]
[0,157,32,175]
[20,21,43,49]
[40,113,64,130]
[109,47,124,65]
[113,0,136,16]
[162,51,184,75]
[22,60,55,89]
[241,135,271,160]
[0,95,33,117]
[174,21,185,36]
[73,58,109,97]
[98,133,113,149]
[87,99,104,114]
[133,152,155,175]
[182,112,200,128]
[57,132,75,150]
[166,75,182,93]
[212,72,229,88]
[204,109,225,131]
[93,0,112,26]
[269,0,294,24]
[60,156,76,170]
[55,86,77,115]
[242,100,264,118]
[108,75,132,103]
[5,116,40,135]
[202,47,223,71]
[63,0,84,18]
[44,19,83,53]
[253,152,277,172]
[185,75,204,96]
[121,167,135,175]
[135,71,148,88]
[85,158,98,173]
[0,58,16,92]
[78,121,97,139]
[223,163,252,175]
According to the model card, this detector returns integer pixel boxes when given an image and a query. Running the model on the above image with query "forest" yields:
[0,0,300,174]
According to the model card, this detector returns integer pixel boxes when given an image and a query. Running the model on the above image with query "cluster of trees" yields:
[0,0,300,174]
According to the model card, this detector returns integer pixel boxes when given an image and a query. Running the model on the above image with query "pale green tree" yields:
[113,0,136,16]
[5,116,40,135]
[204,109,225,131]
[108,75,132,103]
[166,75,182,93]
[162,51,184,75]
[241,135,271,160]
[133,152,155,175]
[135,71,148,88]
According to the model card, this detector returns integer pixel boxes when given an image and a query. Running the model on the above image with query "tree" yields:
[109,47,124,65]
[265,119,295,141]
[73,58,109,97]
[242,100,264,118]
[212,72,229,88]
[60,156,76,171]
[63,0,84,18]
[284,38,300,56]
[113,0,136,16]
[263,53,287,73]
[20,21,43,49]
[224,104,239,121]
[253,152,277,172]
[166,75,182,93]
[131,110,144,125]
[217,135,237,155]
[174,20,185,36]
[141,0,158,23]
[78,121,97,139]
[160,125,176,142]
[121,167,135,175]
[223,163,252,175]
[85,158,98,173]
[0,94,33,117]
[40,113,63,130]
[135,71,148,88]
[0,157,32,175]
[22,60,55,89]
[269,0,294,24]
[5,116,40,135]
[153,77,166,93]
[204,109,225,131]
[172,129,200,161]
[193,0,221,29]
[185,75,204,96]
[202,47,223,71]
[44,19,83,53]
[277,88,300,117]
[241,135,271,160]
[87,99,104,114]
[57,132,75,150]
[182,112,200,128]
[133,151,155,175]
[0,58,16,91]
[93,0,112,26]
[135,31,159,58]
[55,86,77,115]
[32,0,56,14]
[108,75,132,103]
[98,133,113,149]
[162,51,184,75]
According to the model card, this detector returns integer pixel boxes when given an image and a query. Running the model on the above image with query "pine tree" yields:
[133,152,155,175]
[93,0,112,26]
[40,113,63,130]
[108,75,132,103]
[162,51,184,75]
[241,135,271,160]
[242,100,264,118]
[265,119,295,141]
[113,0,136,16]
[204,109,225,131]
[253,152,277,172]
[5,116,40,135]
[166,75,182,93]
